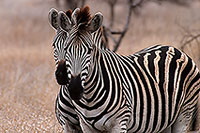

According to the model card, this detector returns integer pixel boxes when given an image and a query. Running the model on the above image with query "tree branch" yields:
[111,0,144,52]
[104,0,145,52]
[180,33,200,50]
[178,23,200,51]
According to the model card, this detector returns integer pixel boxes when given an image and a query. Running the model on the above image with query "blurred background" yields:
[0,0,199,132]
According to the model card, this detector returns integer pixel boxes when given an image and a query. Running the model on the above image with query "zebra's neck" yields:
[79,28,114,104]
[92,26,107,50]
[83,47,104,103]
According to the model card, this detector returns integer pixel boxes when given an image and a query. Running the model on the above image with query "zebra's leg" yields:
[63,122,82,133]
[162,127,171,133]
[63,122,74,133]
[78,115,94,133]
[110,120,128,133]
[111,124,127,133]
[171,112,192,133]
[172,95,199,133]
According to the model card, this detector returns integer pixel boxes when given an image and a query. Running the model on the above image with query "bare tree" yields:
[103,0,145,52]
[180,32,200,51]
[153,0,190,6]
[106,0,118,27]
[179,24,200,51]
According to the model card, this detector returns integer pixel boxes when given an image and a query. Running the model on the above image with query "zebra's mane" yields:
[65,9,72,20]
[76,6,91,25]
[64,6,91,31]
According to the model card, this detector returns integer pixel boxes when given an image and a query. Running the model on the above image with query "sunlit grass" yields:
[0,45,64,132]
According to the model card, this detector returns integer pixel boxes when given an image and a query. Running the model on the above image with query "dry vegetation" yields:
[0,0,199,132]
[0,0,63,132]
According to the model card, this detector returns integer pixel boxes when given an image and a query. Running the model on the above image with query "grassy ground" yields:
[0,0,199,132]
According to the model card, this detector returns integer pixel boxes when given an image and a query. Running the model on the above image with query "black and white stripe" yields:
[50,8,200,133]
[52,29,82,131]
[66,42,200,132]
[61,26,200,132]
[52,27,107,132]
[52,30,67,64]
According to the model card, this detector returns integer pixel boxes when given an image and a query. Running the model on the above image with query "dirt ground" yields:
[0,0,199,132]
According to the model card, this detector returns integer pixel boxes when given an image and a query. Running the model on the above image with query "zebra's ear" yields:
[58,11,72,32]
[48,8,59,30]
[71,8,80,24]
[88,12,103,33]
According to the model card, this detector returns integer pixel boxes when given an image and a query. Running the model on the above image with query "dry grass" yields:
[0,0,199,132]
[0,0,63,132]
[0,46,62,132]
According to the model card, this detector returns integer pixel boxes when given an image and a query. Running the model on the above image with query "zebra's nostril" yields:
[58,71,63,76]
[55,70,63,76]
[55,70,59,75]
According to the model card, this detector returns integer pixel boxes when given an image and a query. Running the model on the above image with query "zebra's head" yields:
[48,8,72,85]
[57,6,103,101]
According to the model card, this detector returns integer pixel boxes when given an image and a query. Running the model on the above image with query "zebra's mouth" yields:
[68,74,84,101]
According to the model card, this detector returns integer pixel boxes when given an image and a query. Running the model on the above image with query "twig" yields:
[180,33,200,50]
[150,0,190,6]
[178,23,200,51]
[112,1,132,52]
[132,0,144,8]
[110,31,124,34]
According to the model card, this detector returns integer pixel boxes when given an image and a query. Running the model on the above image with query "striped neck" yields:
[84,47,102,98]
[92,26,107,50]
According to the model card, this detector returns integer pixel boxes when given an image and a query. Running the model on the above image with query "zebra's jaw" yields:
[68,74,84,101]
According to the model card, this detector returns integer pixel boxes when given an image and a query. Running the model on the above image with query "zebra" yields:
[52,6,200,132]
[48,7,108,132]
[48,8,82,132]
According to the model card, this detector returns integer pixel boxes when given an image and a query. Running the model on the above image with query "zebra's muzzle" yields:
[55,60,69,85]
[68,74,84,101]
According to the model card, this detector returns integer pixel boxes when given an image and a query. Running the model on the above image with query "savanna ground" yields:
[0,0,200,132]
